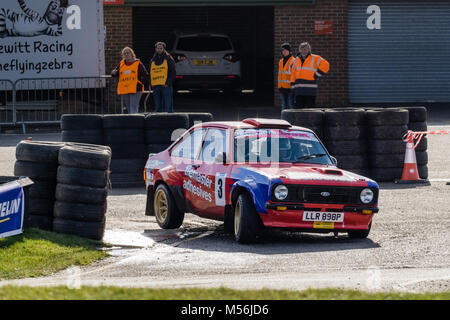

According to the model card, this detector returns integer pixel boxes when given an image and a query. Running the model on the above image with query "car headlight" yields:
[360,188,374,204]
[274,185,288,200]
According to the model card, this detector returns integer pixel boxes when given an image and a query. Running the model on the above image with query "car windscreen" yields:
[176,36,233,52]
[233,129,333,165]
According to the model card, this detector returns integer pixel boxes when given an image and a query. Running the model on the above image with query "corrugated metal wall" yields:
[132,6,274,91]
[348,0,450,103]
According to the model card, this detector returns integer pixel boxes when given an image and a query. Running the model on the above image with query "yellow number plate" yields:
[313,221,334,229]
[193,59,217,66]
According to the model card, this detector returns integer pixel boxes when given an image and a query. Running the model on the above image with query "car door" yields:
[191,127,232,218]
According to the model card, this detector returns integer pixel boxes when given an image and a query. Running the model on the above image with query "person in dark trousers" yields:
[277,43,296,110]
[149,41,176,113]
[290,42,330,108]
[111,46,148,114]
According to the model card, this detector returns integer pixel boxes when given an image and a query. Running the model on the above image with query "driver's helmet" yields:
[278,138,291,161]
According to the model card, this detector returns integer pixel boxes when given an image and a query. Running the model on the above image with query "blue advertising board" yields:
[0,181,24,239]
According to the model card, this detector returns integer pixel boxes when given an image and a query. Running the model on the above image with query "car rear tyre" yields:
[154,184,184,229]
[233,193,263,244]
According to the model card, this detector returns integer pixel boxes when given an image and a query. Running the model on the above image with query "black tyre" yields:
[370,167,403,182]
[419,165,428,179]
[61,114,103,131]
[145,113,189,129]
[28,197,54,216]
[58,145,111,170]
[110,158,146,174]
[53,201,106,222]
[324,108,366,126]
[144,128,186,144]
[14,161,58,180]
[24,215,53,230]
[415,136,428,152]
[408,121,427,132]
[110,172,145,188]
[404,106,427,122]
[368,125,408,140]
[368,140,405,154]
[335,154,369,169]
[55,183,108,205]
[103,114,145,129]
[371,152,428,168]
[366,108,409,126]
[53,218,105,240]
[61,130,104,145]
[148,143,171,154]
[326,140,367,155]
[106,143,148,159]
[153,184,184,229]
[103,129,145,145]
[348,222,371,239]
[281,109,323,127]
[16,141,65,164]
[324,126,364,141]
[57,166,109,188]
[233,193,263,244]
[28,180,56,199]
[185,112,214,128]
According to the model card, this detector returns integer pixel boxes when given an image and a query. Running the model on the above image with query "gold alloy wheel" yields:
[154,188,169,224]
[234,200,241,236]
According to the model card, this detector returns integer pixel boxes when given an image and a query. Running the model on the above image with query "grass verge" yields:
[0,286,448,300]
[0,228,108,280]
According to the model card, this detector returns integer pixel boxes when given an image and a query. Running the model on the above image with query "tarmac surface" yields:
[0,109,449,293]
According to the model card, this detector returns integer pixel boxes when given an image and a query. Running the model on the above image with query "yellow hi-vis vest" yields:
[150,59,168,86]
[277,56,296,89]
[117,60,143,95]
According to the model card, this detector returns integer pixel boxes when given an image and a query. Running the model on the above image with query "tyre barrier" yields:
[61,115,104,145]
[281,109,325,140]
[14,141,66,230]
[324,108,368,176]
[282,107,428,182]
[54,144,111,240]
[14,141,111,240]
[61,113,213,188]
[103,114,146,188]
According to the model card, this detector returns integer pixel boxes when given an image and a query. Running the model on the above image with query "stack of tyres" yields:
[103,114,147,188]
[404,106,428,179]
[324,108,369,176]
[184,112,214,129]
[61,115,104,145]
[281,109,324,141]
[367,108,416,181]
[145,113,190,154]
[53,144,111,240]
[14,141,65,230]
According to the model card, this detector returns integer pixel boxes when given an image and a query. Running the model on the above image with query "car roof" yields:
[191,118,314,133]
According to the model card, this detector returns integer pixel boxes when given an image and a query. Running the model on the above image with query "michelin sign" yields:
[0,0,105,86]
[0,181,25,239]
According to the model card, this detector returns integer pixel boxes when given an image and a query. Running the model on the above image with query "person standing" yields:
[111,47,148,114]
[277,43,296,110]
[290,42,330,108]
[149,42,176,113]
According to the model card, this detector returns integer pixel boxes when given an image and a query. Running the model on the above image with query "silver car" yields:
[170,32,242,92]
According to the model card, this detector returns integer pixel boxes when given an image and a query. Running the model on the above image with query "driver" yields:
[278,138,292,162]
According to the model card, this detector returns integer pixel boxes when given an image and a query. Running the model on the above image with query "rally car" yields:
[144,118,379,243]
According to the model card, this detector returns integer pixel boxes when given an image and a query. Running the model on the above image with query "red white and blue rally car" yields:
[144,118,379,243]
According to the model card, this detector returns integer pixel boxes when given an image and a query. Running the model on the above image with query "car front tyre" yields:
[347,222,371,239]
[154,184,184,229]
[234,193,263,244]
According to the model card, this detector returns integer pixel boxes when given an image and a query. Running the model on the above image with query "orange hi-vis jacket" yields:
[290,53,330,96]
[277,56,296,89]
[117,59,144,95]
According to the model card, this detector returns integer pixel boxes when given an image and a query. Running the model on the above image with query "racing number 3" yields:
[215,173,226,206]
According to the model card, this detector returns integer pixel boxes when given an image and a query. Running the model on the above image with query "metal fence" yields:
[0,76,123,132]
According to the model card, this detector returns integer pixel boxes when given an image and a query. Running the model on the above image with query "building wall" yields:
[104,6,133,74]
[274,0,348,107]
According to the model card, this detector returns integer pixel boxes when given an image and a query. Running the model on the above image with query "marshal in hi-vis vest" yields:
[150,59,168,86]
[277,56,296,89]
[290,54,330,96]
[117,60,143,95]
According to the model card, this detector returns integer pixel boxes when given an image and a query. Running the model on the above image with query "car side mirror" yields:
[215,152,229,165]
[330,156,338,166]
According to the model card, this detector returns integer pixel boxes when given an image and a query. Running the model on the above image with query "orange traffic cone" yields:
[395,131,429,184]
